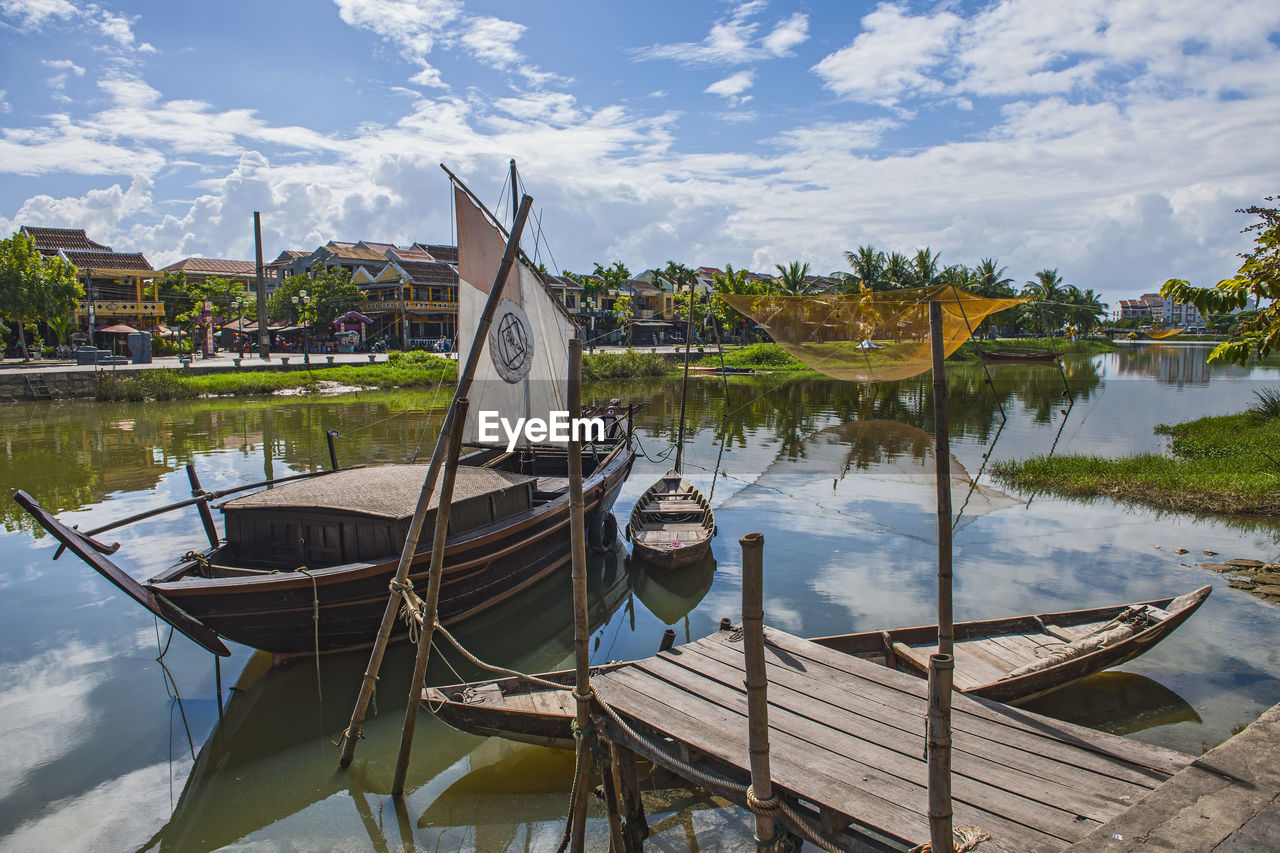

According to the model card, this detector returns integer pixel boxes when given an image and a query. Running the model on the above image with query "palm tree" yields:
[843,245,884,292]
[774,261,814,295]
[970,258,1015,298]
[1022,269,1068,336]
[1064,286,1108,335]
[883,252,913,290]
[910,248,942,288]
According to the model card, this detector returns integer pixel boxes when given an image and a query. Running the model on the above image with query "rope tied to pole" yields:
[746,784,781,816]
[908,824,993,853]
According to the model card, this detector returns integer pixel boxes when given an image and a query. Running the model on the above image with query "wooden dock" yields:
[590,625,1193,852]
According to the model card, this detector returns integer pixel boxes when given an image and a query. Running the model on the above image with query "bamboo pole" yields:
[391,397,468,797]
[612,740,648,852]
[567,337,594,852]
[740,531,776,849]
[337,193,533,769]
[254,212,269,359]
[186,464,219,549]
[929,301,954,658]
[928,300,955,852]
[673,278,695,473]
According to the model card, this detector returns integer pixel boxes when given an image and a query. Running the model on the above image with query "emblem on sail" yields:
[454,184,572,443]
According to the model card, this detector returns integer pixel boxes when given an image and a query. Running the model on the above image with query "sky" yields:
[1,0,1278,308]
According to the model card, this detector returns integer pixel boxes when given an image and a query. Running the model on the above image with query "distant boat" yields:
[424,586,1210,748]
[976,348,1058,363]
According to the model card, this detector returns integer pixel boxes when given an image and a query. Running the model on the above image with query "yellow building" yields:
[20,226,162,329]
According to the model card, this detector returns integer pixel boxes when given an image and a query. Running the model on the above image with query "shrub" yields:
[1251,386,1280,419]
[582,350,669,379]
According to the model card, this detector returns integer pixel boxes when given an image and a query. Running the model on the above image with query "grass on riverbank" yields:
[95,355,458,401]
[992,404,1280,517]
[952,338,1115,361]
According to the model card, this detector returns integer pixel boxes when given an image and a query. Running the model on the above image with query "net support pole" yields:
[928,300,954,852]
[254,212,270,360]
[337,193,533,770]
[568,337,593,853]
[741,531,776,849]
[391,396,468,797]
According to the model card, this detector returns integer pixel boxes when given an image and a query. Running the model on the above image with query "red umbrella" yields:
[97,323,142,334]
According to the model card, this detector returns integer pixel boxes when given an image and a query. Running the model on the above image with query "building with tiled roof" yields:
[415,244,458,265]
[351,258,460,344]
[20,225,162,329]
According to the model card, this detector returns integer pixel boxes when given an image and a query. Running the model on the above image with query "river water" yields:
[2,343,1279,851]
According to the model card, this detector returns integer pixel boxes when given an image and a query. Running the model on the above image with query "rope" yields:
[295,568,323,710]
[433,622,569,690]
[908,824,994,852]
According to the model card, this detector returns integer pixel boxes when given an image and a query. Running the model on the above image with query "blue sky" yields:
[2,0,1279,307]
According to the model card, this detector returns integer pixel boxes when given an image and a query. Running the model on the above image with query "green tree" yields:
[1063,286,1108,335]
[883,252,913,290]
[909,248,942,288]
[592,261,631,299]
[1163,199,1280,363]
[843,245,885,292]
[268,267,366,328]
[1022,269,1068,335]
[774,260,814,295]
[612,294,634,345]
[0,232,82,360]
[970,259,1015,298]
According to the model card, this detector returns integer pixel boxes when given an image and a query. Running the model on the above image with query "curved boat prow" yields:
[12,490,230,657]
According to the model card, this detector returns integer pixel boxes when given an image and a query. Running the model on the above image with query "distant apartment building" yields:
[1118,291,1205,329]
[20,226,161,330]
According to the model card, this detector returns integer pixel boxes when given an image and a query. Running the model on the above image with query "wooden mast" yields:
[337,191,534,770]
[927,299,954,852]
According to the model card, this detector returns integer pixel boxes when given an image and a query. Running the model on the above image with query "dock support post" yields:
[391,397,468,797]
[568,337,594,853]
[326,429,339,471]
[741,531,778,849]
[928,300,955,851]
[186,464,219,549]
[612,741,648,852]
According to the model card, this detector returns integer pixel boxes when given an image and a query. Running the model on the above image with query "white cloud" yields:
[812,3,961,103]
[705,70,754,106]
[0,0,77,29]
[762,12,809,56]
[0,89,10,114]
[632,2,806,66]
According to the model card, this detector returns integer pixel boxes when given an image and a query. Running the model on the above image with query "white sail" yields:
[454,184,573,445]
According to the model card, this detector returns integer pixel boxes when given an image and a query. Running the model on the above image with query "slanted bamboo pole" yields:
[567,337,593,853]
[254,212,269,360]
[337,193,533,769]
[741,531,776,848]
[673,278,695,473]
[186,464,219,549]
[612,740,648,852]
[391,396,468,797]
[928,300,955,852]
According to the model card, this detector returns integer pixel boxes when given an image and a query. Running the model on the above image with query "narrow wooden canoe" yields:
[977,348,1059,363]
[423,586,1210,748]
[626,470,715,569]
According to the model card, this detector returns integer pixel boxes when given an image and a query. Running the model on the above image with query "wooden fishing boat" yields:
[13,168,640,658]
[626,470,715,569]
[423,586,1209,747]
[976,348,1058,363]
[15,438,635,656]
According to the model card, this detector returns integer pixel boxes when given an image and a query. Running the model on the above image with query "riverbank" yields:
[952,338,1115,361]
[992,406,1280,517]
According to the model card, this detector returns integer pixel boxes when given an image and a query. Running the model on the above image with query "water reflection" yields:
[142,545,631,852]
[1022,672,1201,736]
[629,551,716,629]
[3,346,1280,851]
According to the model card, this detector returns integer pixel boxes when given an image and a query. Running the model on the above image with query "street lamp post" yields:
[292,289,312,365]
[233,297,245,358]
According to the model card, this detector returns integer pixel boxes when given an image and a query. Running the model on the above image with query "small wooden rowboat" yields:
[976,348,1059,363]
[625,470,715,569]
[423,586,1209,748]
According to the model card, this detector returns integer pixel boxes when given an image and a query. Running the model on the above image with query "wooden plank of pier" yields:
[592,626,1192,852]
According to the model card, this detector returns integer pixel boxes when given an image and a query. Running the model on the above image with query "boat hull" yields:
[153,446,634,655]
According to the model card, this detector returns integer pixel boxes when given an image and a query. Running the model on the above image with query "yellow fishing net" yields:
[1147,326,1183,339]
[719,285,1026,382]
